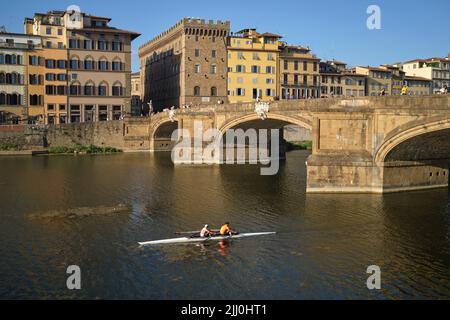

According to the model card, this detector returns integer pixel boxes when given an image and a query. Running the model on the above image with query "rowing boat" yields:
[138,232,276,246]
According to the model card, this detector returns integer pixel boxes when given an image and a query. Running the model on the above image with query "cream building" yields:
[401,56,450,93]
[0,32,42,124]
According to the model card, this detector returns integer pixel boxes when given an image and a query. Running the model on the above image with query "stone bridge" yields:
[123,95,450,194]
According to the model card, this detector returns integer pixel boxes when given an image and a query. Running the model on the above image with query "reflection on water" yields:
[0,151,450,299]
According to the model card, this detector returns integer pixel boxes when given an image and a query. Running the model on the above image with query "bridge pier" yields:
[307,156,449,194]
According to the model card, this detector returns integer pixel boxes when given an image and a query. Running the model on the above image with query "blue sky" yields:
[1,0,448,72]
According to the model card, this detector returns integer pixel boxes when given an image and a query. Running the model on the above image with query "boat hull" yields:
[138,232,276,246]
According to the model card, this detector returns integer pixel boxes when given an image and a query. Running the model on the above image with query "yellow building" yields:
[25,12,69,124]
[355,66,393,96]
[26,47,45,122]
[227,29,281,103]
[280,44,320,99]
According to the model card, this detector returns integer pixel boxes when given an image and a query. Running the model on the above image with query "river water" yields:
[0,151,450,300]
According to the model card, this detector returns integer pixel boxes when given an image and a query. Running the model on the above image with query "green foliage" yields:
[286,141,313,151]
[48,144,122,155]
[0,143,20,151]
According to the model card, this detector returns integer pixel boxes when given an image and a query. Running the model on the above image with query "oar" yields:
[174,230,220,235]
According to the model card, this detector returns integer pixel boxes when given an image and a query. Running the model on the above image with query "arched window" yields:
[112,81,123,96]
[211,64,217,74]
[112,57,122,71]
[98,81,108,96]
[0,92,6,105]
[5,55,11,64]
[69,81,81,96]
[69,55,80,69]
[5,73,12,84]
[211,87,217,96]
[11,73,17,84]
[194,86,201,96]
[0,54,4,64]
[98,57,109,71]
[0,73,5,84]
[84,81,95,96]
[84,56,94,70]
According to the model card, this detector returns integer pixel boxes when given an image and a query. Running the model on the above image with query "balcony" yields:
[0,42,40,50]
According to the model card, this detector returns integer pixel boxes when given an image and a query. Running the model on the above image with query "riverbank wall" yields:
[0,117,152,153]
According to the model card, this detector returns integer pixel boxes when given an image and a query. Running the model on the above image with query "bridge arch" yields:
[218,112,313,135]
[375,118,450,163]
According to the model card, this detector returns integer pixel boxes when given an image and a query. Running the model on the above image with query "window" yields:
[253,53,259,60]
[46,74,55,81]
[98,60,109,71]
[84,59,94,70]
[58,29,63,36]
[237,52,244,60]
[84,83,94,96]
[236,88,245,96]
[194,64,200,73]
[45,59,55,69]
[266,89,274,97]
[266,66,274,74]
[303,61,308,71]
[194,86,201,96]
[59,104,66,111]
[236,65,245,73]
[212,50,216,58]
[98,84,107,96]
[57,60,66,69]
[84,40,93,50]
[195,49,200,57]
[69,39,78,49]
[69,59,79,70]
[112,85,122,96]
[46,27,52,35]
[267,53,273,61]
[58,42,63,49]
[98,40,107,51]
[237,77,243,84]
[46,42,52,49]
[266,78,274,84]
[112,60,122,71]
[294,75,298,85]
[251,65,260,73]
[284,60,289,70]
[313,62,318,72]
[211,64,217,74]
[252,78,258,84]
[112,42,122,51]
[211,87,217,96]
[57,86,66,95]
[284,74,288,84]
[57,74,67,81]
[47,104,55,111]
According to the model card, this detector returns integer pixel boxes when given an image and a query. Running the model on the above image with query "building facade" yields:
[319,61,346,98]
[0,32,42,124]
[139,18,230,112]
[355,66,393,96]
[227,29,281,103]
[403,76,433,95]
[342,71,366,97]
[24,10,139,124]
[131,72,142,116]
[402,56,450,93]
[280,44,320,100]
